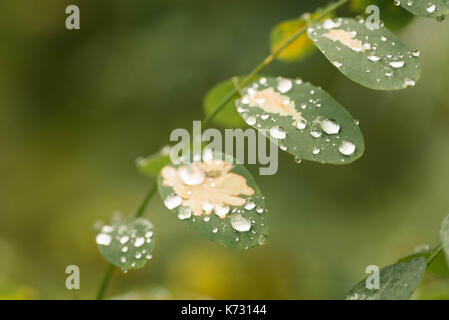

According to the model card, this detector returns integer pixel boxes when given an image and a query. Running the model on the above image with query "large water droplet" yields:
[164,194,182,209]
[178,206,192,220]
[321,119,340,135]
[339,141,356,156]
[96,233,112,246]
[270,126,287,139]
[277,78,292,93]
[230,214,252,232]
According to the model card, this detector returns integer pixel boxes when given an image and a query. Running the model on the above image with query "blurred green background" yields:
[0,0,449,300]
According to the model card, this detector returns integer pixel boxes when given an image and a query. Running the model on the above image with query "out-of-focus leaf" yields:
[96,217,155,271]
[157,152,268,251]
[308,17,422,90]
[137,145,171,178]
[350,0,414,30]
[203,76,261,128]
[346,258,426,300]
[235,76,364,164]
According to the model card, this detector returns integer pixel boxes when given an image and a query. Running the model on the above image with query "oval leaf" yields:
[440,214,449,267]
[157,153,268,251]
[346,258,426,300]
[396,0,449,18]
[307,17,422,90]
[203,77,259,128]
[137,145,171,178]
[235,76,364,164]
[96,217,155,271]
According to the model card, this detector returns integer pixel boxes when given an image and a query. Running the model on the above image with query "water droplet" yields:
[135,252,142,259]
[389,61,405,68]
[134,237,145,248]
[321,119,340,135]
[245,116,256,126]
[120,256,127,264]
[214,204,230,218]
[245,201,256,210]
[119,236,129,244]
[412,49,420,57]
[294,156,302,164]
[339,141,356,156]
[230,214,252,232]
[270,126,287,139]
[312,147,321,155]
[178,165,205,186]
[277,78,292,93]
[177,206,192,220]
[310,128,322,138]
[426,3,436,13]
[257,234,267,246]
[296,119,307,130]
[164,194,182,209]
[96,233,112,246]
[212,227,218,233]
[367,55,381,62]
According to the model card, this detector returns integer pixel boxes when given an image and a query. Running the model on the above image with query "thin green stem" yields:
[426,244,443,266]
[202,0,350,128]
[95,263,114,300]
[95,0,350,300]
[135,182,158,218]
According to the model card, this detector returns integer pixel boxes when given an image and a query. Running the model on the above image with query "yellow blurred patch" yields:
[270,11,332,63]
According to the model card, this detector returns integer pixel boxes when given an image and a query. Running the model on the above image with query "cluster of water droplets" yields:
[237,77,359,161]
[96,218,154,273]
[308,18,421,89]
[393,0,447,21]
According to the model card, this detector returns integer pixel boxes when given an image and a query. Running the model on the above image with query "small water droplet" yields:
[164,194,182,209]
[339,141,356,156]
[96,234,112,246]
[230,214,252,232]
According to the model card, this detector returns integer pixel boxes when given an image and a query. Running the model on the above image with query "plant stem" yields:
[135,182,158,218]
[95,0,350,299]
[202,0,350,128]
[95,263,114,300]
[426,244,443,266]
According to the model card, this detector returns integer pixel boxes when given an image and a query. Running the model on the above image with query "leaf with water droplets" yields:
[235,77,364,164]
[157,153,268,251]
[395,0,449,18]
[440,214,449,267]
[96,217,155,271]
[137,145,171,178]
[346,258,426,300]
[398,245,449,277]
[204,77,261,128]
[307,17,422,90]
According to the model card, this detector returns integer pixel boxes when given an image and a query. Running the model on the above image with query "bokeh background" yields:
[0,0,449,299]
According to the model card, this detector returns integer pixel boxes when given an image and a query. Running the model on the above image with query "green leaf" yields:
[346,258,426,300]
[396,0,449,18]
[204,77,260,128]
[398,245,449,277]
[235,77,364,164]
[96,217,155,271]
[157,153,268,251]
[440,214,449,267]
[307,17,422,90]
[137,145,171,178]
